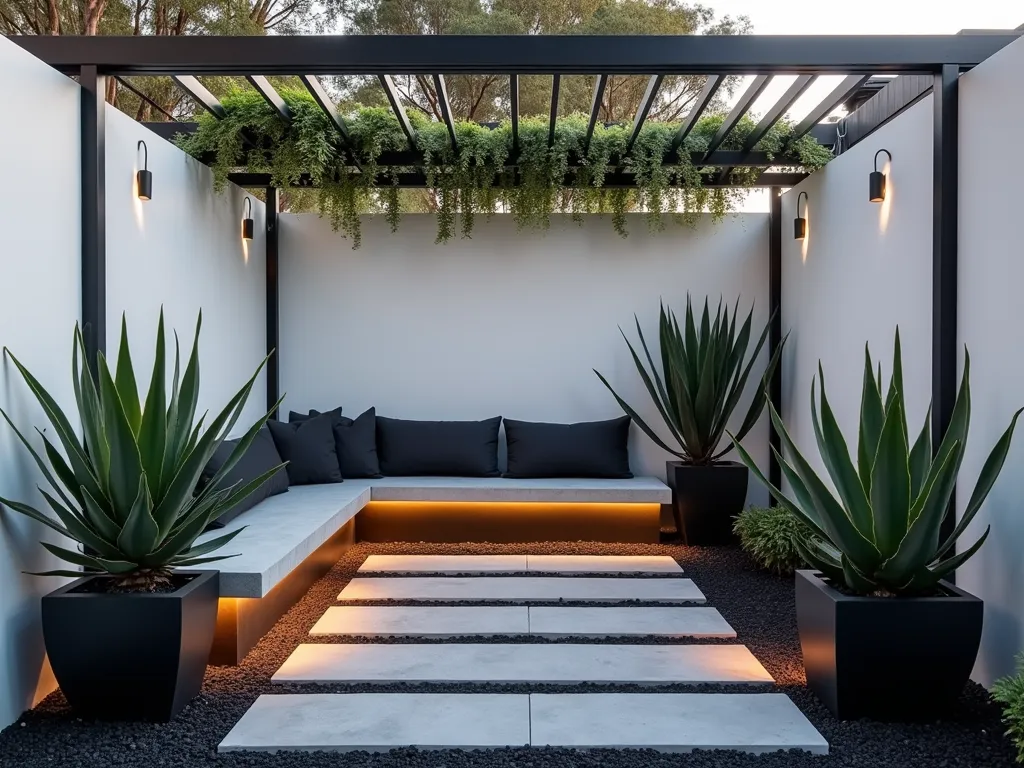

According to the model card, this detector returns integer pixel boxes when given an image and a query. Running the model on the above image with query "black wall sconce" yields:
[136,140,152,201]
[870,149,892,202]
[241,197,254,240]
[794,191,808,240]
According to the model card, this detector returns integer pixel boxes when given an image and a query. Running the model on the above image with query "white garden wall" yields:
[279,212,771,495]
[0,37,82,729]
[956,35,1024,687]
[780,96,934,486]
[105,108,268,432]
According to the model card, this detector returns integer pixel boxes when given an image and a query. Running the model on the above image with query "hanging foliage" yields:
[176,88,832,249]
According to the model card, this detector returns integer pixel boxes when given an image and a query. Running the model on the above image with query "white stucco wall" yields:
[279,213,771,496]
[781,96,934,485]
[0,37,82,729]
[105,108,267,433]
[956,35,1024,687]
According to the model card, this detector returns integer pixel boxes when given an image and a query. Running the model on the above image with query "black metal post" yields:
[80,64,106,373]
[768,187,783,488]
[933,65,959,546]
[266,187,280,417]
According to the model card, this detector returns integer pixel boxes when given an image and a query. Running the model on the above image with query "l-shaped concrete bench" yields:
[197,476,671,664]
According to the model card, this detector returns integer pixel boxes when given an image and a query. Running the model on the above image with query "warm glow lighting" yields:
[870,148,892,203]
[241,197,254,240]
[794,191,808,241]
[136,140,152,201]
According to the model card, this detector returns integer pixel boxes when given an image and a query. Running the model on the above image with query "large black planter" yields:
[665,461,748,545]
[42,570,219,721]
[795,570,983,721]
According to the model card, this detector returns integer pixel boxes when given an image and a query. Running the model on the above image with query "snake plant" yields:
[731,329,1021,595]
[0,311,283,591]
[595,296,784,464]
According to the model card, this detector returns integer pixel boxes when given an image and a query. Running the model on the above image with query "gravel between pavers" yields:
[0,541,1013,768]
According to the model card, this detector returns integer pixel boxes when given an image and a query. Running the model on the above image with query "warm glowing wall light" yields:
[794,191,808,240]
[241,197,254,240]
[136,140,152,201]
[870,149,892,202]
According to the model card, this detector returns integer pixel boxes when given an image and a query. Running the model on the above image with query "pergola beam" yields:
[299,75,351,144]
[379,74,417,149]
[790,74,871,139]
[172,75,224,117]
[548,74,561,148]
[433,74,458,151]
[624,74,664,157]
[583,75,608,155]
[14,34,1020,75]
[704,74,772,157]
[247,75,292,121]
[670,74,721,154]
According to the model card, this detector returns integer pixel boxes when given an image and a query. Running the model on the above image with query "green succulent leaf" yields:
[870,397,912,558]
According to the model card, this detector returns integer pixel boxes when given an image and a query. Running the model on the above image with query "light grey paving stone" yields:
[218,694,531,753]
[528,606,736,638]
[530,693,828,754]
[272,643,774,685]
[526,555,682,574]
[310,606,530,637]
[337,577,705,604]
[358,554,529,573]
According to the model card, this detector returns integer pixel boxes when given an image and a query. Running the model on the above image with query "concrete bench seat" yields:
[200,475,669,665]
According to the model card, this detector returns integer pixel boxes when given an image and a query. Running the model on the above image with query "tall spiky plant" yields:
[731,329,1021,595]
[595,295,785,464]
[0,311,283,591]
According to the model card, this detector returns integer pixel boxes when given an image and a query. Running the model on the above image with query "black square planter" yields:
[41,570,219,721]
[795,569,983,721]
[665,461,748,545]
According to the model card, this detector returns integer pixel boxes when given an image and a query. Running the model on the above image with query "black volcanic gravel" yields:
[0,542,1014,768]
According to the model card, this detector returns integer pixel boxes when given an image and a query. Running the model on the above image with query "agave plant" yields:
[731,329,1021,595]
[595,296,784,464]
[0,311,283,591]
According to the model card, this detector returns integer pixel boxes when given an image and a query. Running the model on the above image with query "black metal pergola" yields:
[10,32,1021,507]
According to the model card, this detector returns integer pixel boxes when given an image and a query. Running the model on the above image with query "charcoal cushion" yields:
[267,411,343,485]
[376,416,502,477]
[202,426,289,530]
[503,416,633,478]
[290,407,381,478]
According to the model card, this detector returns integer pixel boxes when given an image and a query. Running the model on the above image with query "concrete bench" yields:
[200,476,670,664]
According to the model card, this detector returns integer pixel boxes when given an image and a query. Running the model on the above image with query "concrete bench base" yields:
[210,518,356,666]
[356,501,661,543]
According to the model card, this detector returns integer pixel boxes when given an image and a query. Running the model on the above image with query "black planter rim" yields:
[44,570,217,600]
[665,459,746,470]
[796,569,981,604]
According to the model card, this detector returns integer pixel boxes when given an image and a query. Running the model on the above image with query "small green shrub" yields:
[733,505,810,575]
[992,655,1024,763]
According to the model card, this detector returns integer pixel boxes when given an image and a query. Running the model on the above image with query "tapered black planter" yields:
[665,461,748,545]
[42,570,219,721]
[795,570,983,721]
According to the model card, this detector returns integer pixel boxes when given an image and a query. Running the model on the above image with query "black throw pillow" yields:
[201,426,289,530]
[267,411,343,485]
[503,416,633,479]
[287,407,380,478]
[289,406,341,423]
[376,416,501,476]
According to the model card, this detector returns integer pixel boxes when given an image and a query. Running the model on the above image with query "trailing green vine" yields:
[177,88,831,249]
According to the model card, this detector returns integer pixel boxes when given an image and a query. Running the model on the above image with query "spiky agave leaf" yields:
[0,312,284,589]
[596,293,783,465]
[732,329,1020,595]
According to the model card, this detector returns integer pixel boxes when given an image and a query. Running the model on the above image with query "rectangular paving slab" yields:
[358,554,529,573]
[218,693,531,752]
[272,643,773,685]
[310,606,530,637]
[337,576,705,603]
[528,606,735,638]
[526,555,682,574]
[530,693,828,754]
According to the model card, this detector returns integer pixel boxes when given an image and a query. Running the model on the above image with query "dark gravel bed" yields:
[0,541,1014,768]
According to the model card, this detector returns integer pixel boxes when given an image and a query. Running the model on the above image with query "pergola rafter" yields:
[703,74,772,157]
[624,74,664,157]
[548,74,561,148]
[171,75,224,117]
[670,74,721,155]
[247,75,292,121]
[433,74,458,151]
[378,74,416,149]
[583,74,609,154]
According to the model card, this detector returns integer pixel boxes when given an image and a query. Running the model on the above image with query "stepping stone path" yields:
[222,554,827,755]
